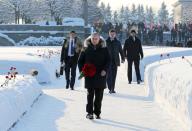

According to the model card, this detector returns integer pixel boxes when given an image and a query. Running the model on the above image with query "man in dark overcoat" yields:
[106,29,125,93]
[78,33,110,119]
[123,30,144,84]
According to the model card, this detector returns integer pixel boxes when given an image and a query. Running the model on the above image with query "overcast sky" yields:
[100,0,178,13]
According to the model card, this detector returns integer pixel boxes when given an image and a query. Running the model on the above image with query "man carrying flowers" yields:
[78,33,110,120]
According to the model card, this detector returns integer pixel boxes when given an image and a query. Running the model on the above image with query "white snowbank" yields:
[138,47,192,81]
[0,47,62,131]
[0,75,42,131]
[0,47,61,84]
[145,57,192,131]
[0,33,16,45]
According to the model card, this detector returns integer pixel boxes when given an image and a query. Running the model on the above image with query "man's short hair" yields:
[70,31,76,34]
[109,29,116,33]
[91,32,100,38]
[131,30,136,33]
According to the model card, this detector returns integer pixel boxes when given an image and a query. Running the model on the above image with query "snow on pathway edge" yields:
[0,76,42,131]
[145,57,192,131]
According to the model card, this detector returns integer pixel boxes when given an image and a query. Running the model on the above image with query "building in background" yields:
[173,0,192,23]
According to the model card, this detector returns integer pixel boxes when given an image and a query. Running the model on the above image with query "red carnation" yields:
[78,64,96,80]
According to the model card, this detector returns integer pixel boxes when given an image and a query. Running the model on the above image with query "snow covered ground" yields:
[145,56,192,130]
[0,47,61,83]
[9,79,185,131]
[0,75,42,131]
[0,46,192,131]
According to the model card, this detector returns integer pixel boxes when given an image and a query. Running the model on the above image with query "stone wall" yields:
[0,25,91,46]
[0,37,15,46]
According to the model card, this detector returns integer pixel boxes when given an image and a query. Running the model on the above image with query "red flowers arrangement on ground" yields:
[159,53,172,63]
[1,67,18,88]
[78,64,96,80]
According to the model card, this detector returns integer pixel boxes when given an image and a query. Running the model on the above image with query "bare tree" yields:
[0,0,35,24]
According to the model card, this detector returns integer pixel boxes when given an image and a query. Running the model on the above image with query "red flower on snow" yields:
[78,64,96,80]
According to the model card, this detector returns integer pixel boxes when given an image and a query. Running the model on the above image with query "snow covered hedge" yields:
[0,33,16,45]
[0,75,42,131]
[17,36,64,46]
[145,58,192,131]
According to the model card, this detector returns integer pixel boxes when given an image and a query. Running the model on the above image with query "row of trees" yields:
[0,0,74,24]
[0,0,102,24]
[0,0,171,26]
[100,2,171,27]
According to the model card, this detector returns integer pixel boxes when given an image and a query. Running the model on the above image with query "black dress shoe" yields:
[71,88,74,90]
[111,90,116,93]
[96,115,101,119]
[66,86,69,89]
[128,81,131,84]
[137,81,140,84]
[86,114,94,119]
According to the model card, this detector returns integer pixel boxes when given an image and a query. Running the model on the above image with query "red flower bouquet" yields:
[78,64,96,80]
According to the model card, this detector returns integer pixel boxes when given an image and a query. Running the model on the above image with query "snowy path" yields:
[11,65,184,131]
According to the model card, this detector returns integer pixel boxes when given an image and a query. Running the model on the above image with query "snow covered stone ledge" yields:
[0,75,42,131]
[145,57,192,131]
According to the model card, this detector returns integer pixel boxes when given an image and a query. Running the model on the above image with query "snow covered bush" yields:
[17,36,64,46]
[0,33,16,46]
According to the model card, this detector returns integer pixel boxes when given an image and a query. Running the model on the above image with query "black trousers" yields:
[107,63,117,91]
[65,57,77,88]
[86,88,104,116]
[127,59,141,82]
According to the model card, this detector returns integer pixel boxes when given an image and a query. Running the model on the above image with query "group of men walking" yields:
[60,29,144,119]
